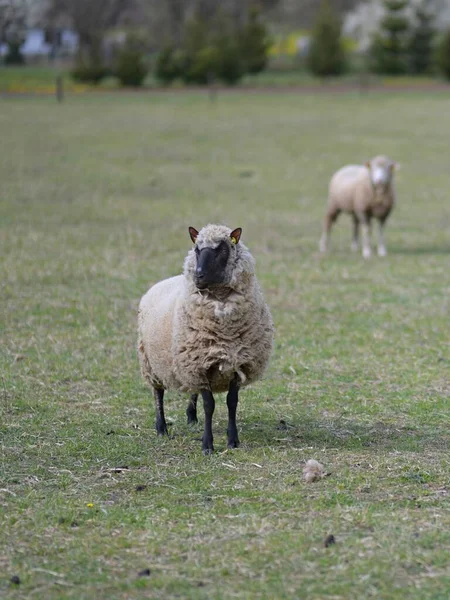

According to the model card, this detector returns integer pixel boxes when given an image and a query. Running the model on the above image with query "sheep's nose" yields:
[196,266,205,279]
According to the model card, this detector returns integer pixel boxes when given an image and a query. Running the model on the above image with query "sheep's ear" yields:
[364,160,371,169]
[230,228,242,245]
[188,227,199,244]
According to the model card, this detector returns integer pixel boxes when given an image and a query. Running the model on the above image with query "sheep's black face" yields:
[194,242,230,290]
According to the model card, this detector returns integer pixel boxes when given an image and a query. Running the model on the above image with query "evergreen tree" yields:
[408,1,436,74]
[115,37,148,87]
[307,0,345,78]
[436,28,450,80]
[370,0,409,75]
[155,45,185,85]
[240,7,271,75]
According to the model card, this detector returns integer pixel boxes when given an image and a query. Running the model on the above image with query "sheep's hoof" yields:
[187,414,198,426]
[378,247,387,257]
[155,418,169,436]
[362,248,372,259]
[202,436,214,454]
[227,440,240,449]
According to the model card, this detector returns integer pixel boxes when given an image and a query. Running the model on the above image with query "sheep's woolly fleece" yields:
[138,224,274,394]
[303,459,326,483]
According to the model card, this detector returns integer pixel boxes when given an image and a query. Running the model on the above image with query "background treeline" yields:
[2,0,450,86]
[304,0,450,80]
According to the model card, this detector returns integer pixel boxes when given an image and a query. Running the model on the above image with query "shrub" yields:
[154,14,253,87]
[183,46,219,85]
[436,29,450,80]
[240,8,271,75]
[4,42,24,65]
[155,46,185,84]
[307,0,345,77]
[181,17,244,86]
[71,60,108,84]
[215,35,244,85]
[116,40,148,87]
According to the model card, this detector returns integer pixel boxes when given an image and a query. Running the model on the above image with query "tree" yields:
[370,0,409,75]
[407,0,436,74]
[307,0,345,77]
[240,7,271,75]
[436,28,450,80]
[0,0,27,64]
[47,0,131,65]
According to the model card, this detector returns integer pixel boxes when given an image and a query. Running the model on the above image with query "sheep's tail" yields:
[236,368,247,385]
[218,361,247,385]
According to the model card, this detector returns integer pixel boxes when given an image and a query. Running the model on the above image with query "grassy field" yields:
[0,91,449,599]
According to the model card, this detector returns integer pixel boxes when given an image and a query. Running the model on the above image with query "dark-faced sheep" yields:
[137,224,274,454]
[320,155,399,258]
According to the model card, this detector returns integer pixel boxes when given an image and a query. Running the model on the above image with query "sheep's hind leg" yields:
[186,393,198,425]
[226,375,240,449]
[153,387,168,436]
[320,208,340,253]
[200,390,215,455]
[351,215,360,252]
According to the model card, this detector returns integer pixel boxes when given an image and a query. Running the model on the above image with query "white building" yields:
[0,27,78,58]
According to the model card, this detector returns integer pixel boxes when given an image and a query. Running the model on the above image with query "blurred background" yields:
[2,0,450,93]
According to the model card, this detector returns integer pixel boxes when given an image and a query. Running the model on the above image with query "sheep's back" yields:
[329,165,372,213]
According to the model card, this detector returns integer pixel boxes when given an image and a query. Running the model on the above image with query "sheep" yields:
[319,155,399,259]
[137,224,274,454]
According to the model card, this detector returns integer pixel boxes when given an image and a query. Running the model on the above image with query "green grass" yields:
[1,91,449,599]
[1,64,447,93]
[0,66,75,93]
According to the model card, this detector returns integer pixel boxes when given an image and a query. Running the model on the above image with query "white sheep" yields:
[319,155,399,258]
[137,224,274,454]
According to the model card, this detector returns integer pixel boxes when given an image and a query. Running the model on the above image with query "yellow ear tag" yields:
[231,237,237,244]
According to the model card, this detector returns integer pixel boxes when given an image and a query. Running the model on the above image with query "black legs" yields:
[186,393,198,424]
[226,376,240,449]
[153,387,168,436]
[201,375,240,454]
[161,376,241,453]
[201,390,215,455]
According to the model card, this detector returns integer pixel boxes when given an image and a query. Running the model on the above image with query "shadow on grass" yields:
[243,417,450,453]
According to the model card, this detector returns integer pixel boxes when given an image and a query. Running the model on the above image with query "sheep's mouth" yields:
[194,279,229,294]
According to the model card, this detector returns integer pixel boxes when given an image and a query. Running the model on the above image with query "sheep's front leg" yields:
[226,376,240,449]
[200,390,215,454]
[186,393,198,425]
[376,220,387,257]
[153,387,168,436]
